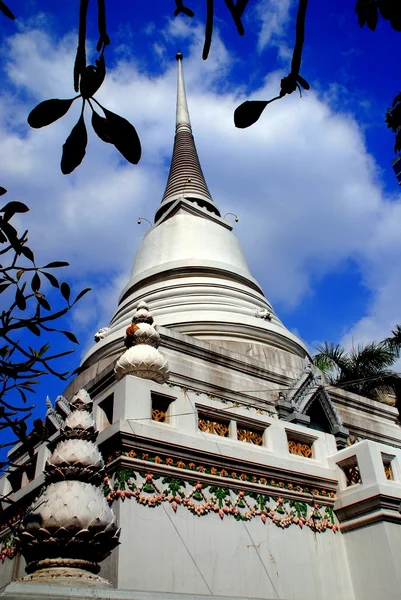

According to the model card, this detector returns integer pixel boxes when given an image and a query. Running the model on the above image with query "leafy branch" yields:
[0,188,90,469]
[27,0,141,174]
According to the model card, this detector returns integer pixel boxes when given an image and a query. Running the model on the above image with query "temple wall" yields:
[104,499,354,600]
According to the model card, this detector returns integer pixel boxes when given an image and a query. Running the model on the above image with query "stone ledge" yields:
[0,582,283,600]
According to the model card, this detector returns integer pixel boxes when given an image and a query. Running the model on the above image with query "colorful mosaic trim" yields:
[104,470,338,533]
[107,450,336,499]
[0,533,17,563]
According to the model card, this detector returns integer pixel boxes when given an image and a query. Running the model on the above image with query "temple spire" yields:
[154,52,221,222]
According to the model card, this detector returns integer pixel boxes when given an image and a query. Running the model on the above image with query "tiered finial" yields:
[154,53,221,222]
[16,389,119,587]
[115,301,170,383]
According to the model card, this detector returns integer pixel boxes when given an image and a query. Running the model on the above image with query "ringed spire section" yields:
[155,52,221,222]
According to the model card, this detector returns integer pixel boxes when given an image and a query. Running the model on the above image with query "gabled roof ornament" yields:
[154,52,221,222]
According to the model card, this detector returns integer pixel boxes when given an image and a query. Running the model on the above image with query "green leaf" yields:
[60,282,71,302]
[61,114,88,175]
[234,100,269,129]
[28,98,76,129]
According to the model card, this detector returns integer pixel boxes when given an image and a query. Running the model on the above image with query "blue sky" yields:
[0,0,400,437]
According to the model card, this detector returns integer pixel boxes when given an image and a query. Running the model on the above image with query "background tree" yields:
[0,188,90,481]
[2,0,400,173]
[384,325,401,356]
[313,341,401,415]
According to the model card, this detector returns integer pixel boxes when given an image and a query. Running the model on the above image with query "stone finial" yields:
[16,389,119,587]
[115,301,170,383]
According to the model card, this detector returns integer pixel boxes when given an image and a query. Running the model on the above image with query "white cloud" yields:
[252,0,293,53]
[0,23,400,358]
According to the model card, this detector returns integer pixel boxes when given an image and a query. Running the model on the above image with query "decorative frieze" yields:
[103,470,338,533]
[106,450,336,499]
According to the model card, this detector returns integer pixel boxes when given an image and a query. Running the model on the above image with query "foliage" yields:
[1,1,400,172]
[0,188,90,476]
[384,324,401,356]
[313,340,401,408]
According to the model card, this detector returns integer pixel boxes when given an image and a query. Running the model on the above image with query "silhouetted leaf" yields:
[15,288,26,310]
[0,0,15,19]
[391,13,401,31]
[367,3,379,29]
[72,364,88,376]
[0,187,7,196]
[102,107,141,164]
[73,287,91,304]
[234,100,268,129]
[174,1,195,17]
[395,130,401,154]
[31,272,41,292]
[80,56,106,99]
[37,295,51,311]
[18,389,27,404]
[1,201,29,222]
[378,0,393,20]
[61,330,79,344]
[28,98,76,129]
[60,282,71,302]
[297,75,310,90]
[42,261,69,268]
[61,114,88,175]
[42,271,59,288]
[20,245,35,263]
[27,322,41,336]
[91,110,113,143]
[0,282,11,293]
[0,220,19,247]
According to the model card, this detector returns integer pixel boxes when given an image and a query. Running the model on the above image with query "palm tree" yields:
[384,324,401,357]
[313,341,401,406]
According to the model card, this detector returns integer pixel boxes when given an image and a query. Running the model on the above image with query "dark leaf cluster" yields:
[385,92,401,153]
[173,0,248,60]
[28,55,141,174]
[27,0,141,174]
[0,189,90,475]
[234,0,310,129]
[356,0,401,32]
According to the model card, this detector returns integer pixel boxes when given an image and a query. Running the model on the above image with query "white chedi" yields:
[115,301,169,383]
